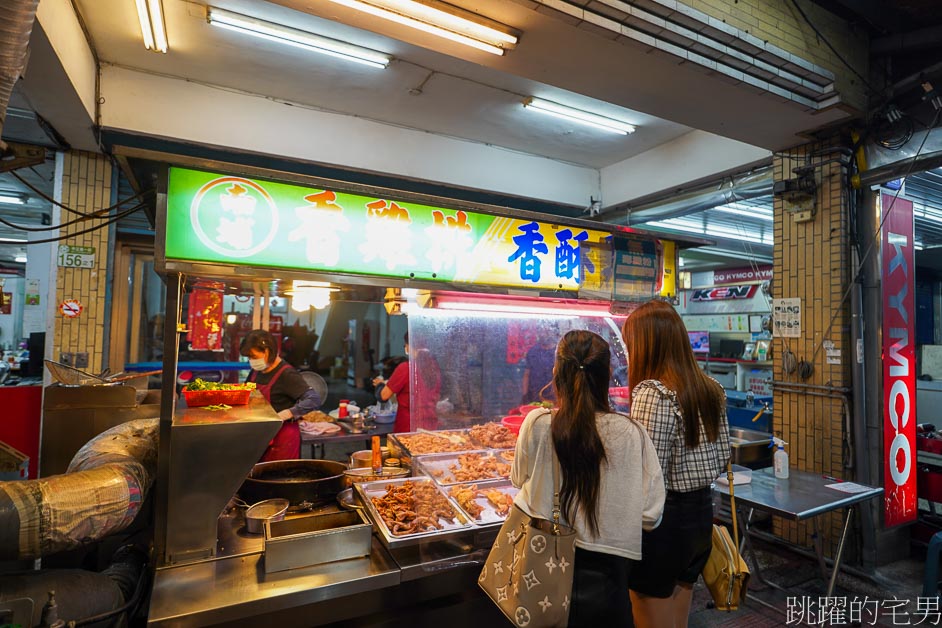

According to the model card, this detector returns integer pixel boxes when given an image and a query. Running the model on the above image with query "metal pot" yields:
[240,459,346,506]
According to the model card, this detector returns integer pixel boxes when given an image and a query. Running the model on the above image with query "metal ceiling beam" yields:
[873,25,942,55]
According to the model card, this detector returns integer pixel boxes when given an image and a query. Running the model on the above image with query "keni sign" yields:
[690,285,757,302]
[881,191,916,528]
[164,167,667,293]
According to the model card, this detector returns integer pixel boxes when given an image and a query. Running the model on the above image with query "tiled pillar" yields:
[50,151,113,376]
[772,142,852,555]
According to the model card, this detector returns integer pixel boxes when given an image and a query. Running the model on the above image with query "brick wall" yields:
[683,0,869,110]
[53,151,113,375]
[772,141,851,554]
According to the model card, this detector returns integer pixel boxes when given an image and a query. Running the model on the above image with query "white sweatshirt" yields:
[511,408,666,560]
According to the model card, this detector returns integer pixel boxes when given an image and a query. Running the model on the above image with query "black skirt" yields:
[625,487,714,598]
[568,547,636,627]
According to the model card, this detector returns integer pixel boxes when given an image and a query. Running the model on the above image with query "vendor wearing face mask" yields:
[240,329,322,461]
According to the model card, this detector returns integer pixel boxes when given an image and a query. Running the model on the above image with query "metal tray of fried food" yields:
[386,429,476,462]
[445,479,518,527]
[414,451,513,486]
[354,477,474,549]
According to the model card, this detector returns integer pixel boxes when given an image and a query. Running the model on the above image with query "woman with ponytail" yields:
[622,300,730,628]
[511,330,665,626]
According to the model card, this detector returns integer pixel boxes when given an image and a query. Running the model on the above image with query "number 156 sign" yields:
[57,245,95,269]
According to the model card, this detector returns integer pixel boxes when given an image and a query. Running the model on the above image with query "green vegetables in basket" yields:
[184,379,257,392]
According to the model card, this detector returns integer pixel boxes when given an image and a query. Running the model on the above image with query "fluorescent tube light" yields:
[327,0,517,56]
[714,206,773,221]
[0,194,25,205]
[0,237,27,244]
[148,0,168,52]
[14,255,27,263]
[135,0,167,52]
[524,98,636,135]
[208,8,391,69]
[135,0,155,50]
[423,291,615,318]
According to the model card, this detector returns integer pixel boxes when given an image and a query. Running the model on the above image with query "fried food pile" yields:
[300,410,333,423]
[499,450,515,462]
[447,484,514,519]
[371,481,458,535]
[469,422,517,449]
[448,484,484,519]
[448,453,511,483]
[396,431,473,454]
[485,488,514,516]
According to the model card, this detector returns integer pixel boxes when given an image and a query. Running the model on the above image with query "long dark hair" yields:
[551,330,610,536]
[622,300,724,447]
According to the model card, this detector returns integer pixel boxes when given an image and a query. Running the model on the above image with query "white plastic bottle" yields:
[772,437,789,479]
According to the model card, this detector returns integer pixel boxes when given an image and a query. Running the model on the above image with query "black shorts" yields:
[568,547,637,627]
[626,487,714,598]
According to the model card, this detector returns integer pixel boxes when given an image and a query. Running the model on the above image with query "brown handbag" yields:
[702,462,750,611]
[478,454,577,627]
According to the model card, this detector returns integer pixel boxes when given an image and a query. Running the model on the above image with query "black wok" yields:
[239,459,346,506]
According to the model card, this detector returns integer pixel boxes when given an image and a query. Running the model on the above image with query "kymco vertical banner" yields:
[881,191,916,528]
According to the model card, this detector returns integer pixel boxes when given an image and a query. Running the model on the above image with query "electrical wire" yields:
[0,195,150,232]
[18,202,147,245]
[808,107,942,367]
[10,170,153,218]
[787,0,879,98]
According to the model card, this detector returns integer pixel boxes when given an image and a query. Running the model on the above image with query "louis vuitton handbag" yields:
[478,455,577,627]
[702,462,751,611]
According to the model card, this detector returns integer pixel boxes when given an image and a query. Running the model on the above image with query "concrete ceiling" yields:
[74,0,692,169]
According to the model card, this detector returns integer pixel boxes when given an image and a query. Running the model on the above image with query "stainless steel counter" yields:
[148,503,497,626]
[148,507,401,627]
[713,466,882,520]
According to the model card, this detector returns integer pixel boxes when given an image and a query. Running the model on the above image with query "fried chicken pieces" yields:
[448,453,511,483]
[371,481,459,536]
[469,423,517,449]
[448,484,515,520]
[396,431,473,454]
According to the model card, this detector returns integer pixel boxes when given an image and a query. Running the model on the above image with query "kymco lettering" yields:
[888,328,909,377]
[888,285,909,325]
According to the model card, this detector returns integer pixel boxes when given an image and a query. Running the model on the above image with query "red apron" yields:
[249,363,301,462]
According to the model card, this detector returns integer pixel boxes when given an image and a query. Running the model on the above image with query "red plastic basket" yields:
[183,389,252,407]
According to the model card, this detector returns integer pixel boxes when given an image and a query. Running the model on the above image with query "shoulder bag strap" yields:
[727,461,741,576]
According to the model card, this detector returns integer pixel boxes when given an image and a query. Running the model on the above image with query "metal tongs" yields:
[417,427,464,444]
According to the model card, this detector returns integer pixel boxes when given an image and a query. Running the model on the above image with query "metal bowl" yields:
[244,498,289,534]
[336,488,364,511]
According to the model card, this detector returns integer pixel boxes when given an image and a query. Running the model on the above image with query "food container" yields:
[500,415,525,435]
[244,498,289,534]
[183,388,252,407]
[444,479,519,525]
[350,448,390,468]
[264,509,372,573]
[336,487,364,510]
[355,477,474,549]
[387,429,476,462]
[372,411,397,424]
[414,451,513,486]
[343,467,411,488]
[468,422,518,450]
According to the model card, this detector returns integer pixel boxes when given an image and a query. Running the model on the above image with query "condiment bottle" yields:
[371,436,383,474]
[338,399,349,418]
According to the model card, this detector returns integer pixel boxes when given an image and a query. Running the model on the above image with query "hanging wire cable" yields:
[807,107,942,366]
[19,202,147,245]
[787,0,880,98]
[10,170,153,218]
[0,196,150,232]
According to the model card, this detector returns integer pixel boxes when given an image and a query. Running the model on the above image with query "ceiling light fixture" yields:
[0,193,25,205]
[523,98,636,135]
[419,291,615,318]
[714,206,773,221]
[327,0,517,56]
[14,255,27,264]
[135,0,168,53]
[208,8,391,69]
[0,237,27,244]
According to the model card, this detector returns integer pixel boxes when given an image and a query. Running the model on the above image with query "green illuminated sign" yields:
[165,167,631,291]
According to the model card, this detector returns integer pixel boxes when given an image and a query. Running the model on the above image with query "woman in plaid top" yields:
[621,300,730,628]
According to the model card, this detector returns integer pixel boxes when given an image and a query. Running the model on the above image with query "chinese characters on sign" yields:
[167,167,666,295]
[57,245,96,269]
[772,298,801,338]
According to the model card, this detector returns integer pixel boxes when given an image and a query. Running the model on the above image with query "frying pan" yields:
[239,459,346,506]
